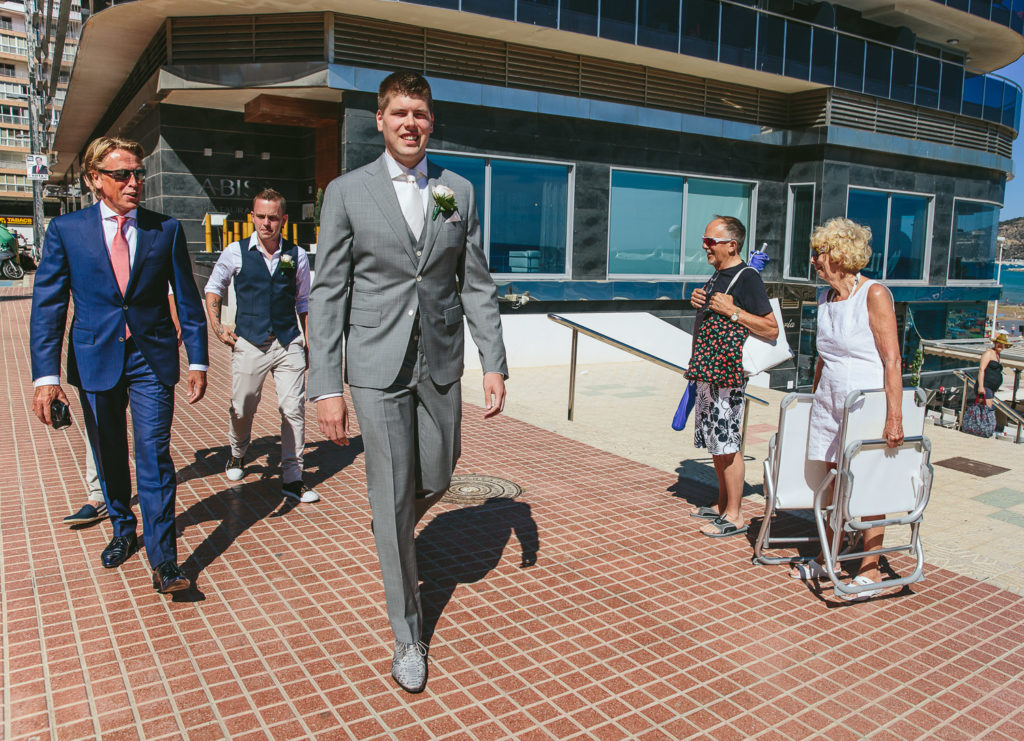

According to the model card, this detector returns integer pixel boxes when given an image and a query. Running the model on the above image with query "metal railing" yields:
[547,313,768,455]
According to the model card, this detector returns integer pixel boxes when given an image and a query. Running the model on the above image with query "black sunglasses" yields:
[96,167,147,182]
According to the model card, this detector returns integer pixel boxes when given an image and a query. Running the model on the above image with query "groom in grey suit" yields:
[308,71,507,693]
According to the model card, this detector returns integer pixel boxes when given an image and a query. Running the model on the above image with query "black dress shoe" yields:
[152,561,191,594]
[101,533,137,569]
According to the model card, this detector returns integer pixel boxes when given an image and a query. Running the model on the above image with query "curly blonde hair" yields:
[810,217,872,272]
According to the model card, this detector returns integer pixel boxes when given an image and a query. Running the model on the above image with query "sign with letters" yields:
[26,155,49,181]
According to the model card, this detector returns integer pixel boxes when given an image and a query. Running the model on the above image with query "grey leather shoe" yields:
[391,641,428,693]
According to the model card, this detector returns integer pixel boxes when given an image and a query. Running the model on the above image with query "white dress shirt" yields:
[204,234,311,314]
[384,151,430,220]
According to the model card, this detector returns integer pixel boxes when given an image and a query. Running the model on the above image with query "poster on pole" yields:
[26,155,49,181]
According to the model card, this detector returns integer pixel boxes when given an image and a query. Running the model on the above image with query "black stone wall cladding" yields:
[817,152,1003,287]
[133,91,1005,287]
[128,105,318,249]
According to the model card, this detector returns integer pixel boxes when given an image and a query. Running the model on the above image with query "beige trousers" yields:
[84,430,104,502]
[229,336,306,483]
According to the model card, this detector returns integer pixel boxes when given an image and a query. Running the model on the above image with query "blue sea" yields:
[1002,265,1024,304]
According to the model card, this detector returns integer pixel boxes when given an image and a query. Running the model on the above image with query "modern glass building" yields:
[52,0,1022,388]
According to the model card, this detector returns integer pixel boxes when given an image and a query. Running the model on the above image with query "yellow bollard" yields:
[291,222,297,244]
[245,213,253,239]
[222,218,228,250]
[204,214,212,253]
[316,225,319,244]
[234,222,241,244]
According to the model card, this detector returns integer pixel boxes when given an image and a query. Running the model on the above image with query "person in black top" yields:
[978,332,1011,408]
[687,216,778,537]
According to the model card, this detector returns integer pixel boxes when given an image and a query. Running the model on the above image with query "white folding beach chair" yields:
[814,388,932,598]
[754,393,831,564]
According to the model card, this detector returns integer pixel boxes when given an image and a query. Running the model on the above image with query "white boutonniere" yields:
[279,253,296,273]
[431,184,458,221]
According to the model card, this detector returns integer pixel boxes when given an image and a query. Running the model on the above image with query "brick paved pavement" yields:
[4,281,1024,740]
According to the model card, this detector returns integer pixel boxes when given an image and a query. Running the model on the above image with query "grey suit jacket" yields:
[308,154,507,397]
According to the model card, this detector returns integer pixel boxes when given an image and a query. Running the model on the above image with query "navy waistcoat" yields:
[233,240,300,347]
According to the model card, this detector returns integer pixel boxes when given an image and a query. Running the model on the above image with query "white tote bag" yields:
[724,267,794,377]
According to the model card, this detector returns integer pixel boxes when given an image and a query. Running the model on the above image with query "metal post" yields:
[24,0,46,254]
[567,328,578,421]
[959,374,969,429]
[740,400,751,458]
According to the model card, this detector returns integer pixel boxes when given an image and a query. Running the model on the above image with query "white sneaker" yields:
[282,481,319,503]
[225,456,244,481]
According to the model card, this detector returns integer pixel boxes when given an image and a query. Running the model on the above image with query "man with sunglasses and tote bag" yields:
[31,136,209,594]
[687,216,777,538]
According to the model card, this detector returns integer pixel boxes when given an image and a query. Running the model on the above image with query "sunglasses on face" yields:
[96,167,147,182]
[701,237,735,248]
[811,246,830,258]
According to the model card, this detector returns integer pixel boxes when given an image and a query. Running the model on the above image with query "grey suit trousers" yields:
[349,333,461,644]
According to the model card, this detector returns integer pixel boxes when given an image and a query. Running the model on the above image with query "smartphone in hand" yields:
[50,400,71,429]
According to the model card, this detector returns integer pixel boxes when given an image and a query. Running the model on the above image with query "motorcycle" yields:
[0,235,24,279]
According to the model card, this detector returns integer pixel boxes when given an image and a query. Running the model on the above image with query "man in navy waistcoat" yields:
[204,189,317,503]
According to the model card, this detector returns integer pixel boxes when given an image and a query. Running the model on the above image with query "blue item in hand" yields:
[672,381,697,431]
[749,251,770,272]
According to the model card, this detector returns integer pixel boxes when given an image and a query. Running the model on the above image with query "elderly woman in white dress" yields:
[790,218,904,599]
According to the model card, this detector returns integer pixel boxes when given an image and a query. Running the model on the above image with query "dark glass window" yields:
[681,0,719,61]
[518,0,559,27]
[890,49,915,103]
[1003,84,1019,128]
[490,160,569,274]
[561,0,599,35]
[811,29,835,85]
[609,171,684,276]
[600,1,636,43]
[719,5,756,68]
[963,73,984,118]
[846,189,889,279]
[784,21,810,80]
[787,185,815,281]
[461,0,514,18]
[949,200,999,281]
[756,14,785,75]
[835,35,864,93]
[939,62,964,113]
[864,43,891,97]
[638,0,680,52]
[991,0,1011,25]
[916,56,940,108]
[970,0,993,20]
[886,194,928,280]
[1012,0,1024,32]
[405,0,459,8]
[983,77,1005,123]
[948,0,970,11]
[432,154,570,275]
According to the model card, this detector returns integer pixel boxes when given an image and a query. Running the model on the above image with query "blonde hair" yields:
[81,136,145,195]
[810,217,872,272]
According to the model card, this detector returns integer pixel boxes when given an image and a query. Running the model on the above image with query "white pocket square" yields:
[445,211,462,224]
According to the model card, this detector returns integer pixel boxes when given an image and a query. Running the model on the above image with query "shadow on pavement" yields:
[417,499,539,644]
[174,434,364,591]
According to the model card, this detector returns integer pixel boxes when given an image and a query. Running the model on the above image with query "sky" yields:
[998,56,1024,221]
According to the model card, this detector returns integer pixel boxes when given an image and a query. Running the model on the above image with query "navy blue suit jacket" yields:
[30,203,208,391]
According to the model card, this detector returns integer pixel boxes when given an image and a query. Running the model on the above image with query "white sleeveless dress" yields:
[807,277,887,462]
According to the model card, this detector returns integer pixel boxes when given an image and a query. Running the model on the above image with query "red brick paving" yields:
[4,281,1024,740]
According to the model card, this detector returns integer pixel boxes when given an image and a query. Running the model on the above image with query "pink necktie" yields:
[111,215,131,338]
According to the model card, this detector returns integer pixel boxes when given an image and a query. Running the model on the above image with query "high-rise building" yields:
[51,0,1023,387]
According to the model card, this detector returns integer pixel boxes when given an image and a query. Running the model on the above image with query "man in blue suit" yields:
[30,136,209,594]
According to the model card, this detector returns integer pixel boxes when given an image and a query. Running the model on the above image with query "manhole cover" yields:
[443,474,522,504]
[934,457,1009,478]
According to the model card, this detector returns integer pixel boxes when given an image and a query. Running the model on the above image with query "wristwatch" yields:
[729,310,740,322]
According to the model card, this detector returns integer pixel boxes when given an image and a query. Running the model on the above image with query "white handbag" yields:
[724,267,794,377]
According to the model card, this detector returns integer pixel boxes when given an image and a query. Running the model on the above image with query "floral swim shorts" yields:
[693,382,746,456]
